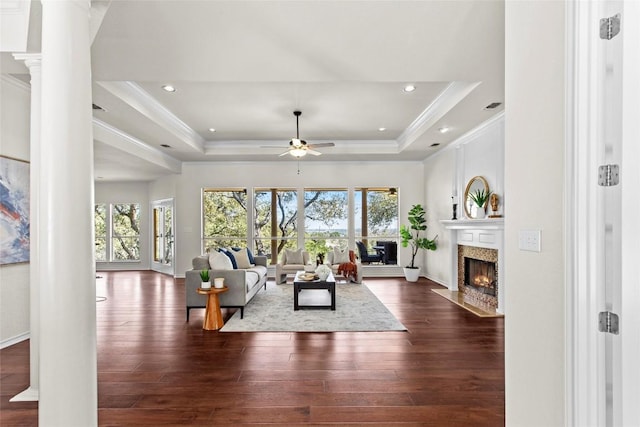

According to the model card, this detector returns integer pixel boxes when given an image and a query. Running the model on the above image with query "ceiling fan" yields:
[264,111,335,158]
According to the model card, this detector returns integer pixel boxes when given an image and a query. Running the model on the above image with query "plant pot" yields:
[201,281,211,289]
[214,278,225,289]
[403,267,421,282]
[472,205,486,219]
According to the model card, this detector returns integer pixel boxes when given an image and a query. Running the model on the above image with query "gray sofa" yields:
[185,254,268,321]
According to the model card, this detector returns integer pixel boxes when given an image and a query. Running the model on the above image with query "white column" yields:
[10,53,42,403]
[39,1,97,426]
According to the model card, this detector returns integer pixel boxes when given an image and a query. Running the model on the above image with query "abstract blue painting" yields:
[0,156,30,265]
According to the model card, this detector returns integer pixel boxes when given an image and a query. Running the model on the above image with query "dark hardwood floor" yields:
[1,272,504,426]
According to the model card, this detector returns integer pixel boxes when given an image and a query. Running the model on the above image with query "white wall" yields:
[174,161,425,277]
[505,1,566,425]
[423,115,505,287]
[423,148,455,285]
[95,182,151,271]
[0,76,31,346]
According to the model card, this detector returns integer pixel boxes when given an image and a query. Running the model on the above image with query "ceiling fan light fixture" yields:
[290,148,307,158]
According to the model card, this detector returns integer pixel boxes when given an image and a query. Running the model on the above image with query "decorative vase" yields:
[403,267,421,282]
[201,281,211,289]
[214,278,224,288]
[315,264,331,281]
[473,205,486,219]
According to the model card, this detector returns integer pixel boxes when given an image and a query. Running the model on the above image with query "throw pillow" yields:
[284,248,304,265]
[219,248,238,269]
[232,248,253,269]
[333,247,350,264]
[232,246,255,264]
[209,250,233,270]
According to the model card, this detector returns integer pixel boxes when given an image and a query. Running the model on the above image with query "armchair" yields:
[275,248,310,284]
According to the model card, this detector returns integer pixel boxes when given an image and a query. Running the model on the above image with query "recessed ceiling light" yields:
[208,128,216,133]
[160,144,171,148]
[378,127,386,132]
[439,127,450,134]
[403,84,416,93]
[162,84,176,93]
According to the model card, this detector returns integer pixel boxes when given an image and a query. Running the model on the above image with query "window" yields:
[202,189,247,252]
[354,188,398,262]
[254,189,297,265]
[94,204,107,262]
[304,189,348,259]
[112,204,141,260]
[94,203,141,262]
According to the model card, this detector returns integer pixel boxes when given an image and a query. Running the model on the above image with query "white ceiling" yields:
[4,0,505,181]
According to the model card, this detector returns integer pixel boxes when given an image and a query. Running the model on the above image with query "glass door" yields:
[151,199,174,275]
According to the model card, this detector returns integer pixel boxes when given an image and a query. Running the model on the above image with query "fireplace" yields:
[441,218,504,314]
[464,258,497,296]
[458,245,499,311]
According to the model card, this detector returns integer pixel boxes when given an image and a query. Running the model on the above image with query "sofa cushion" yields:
[284,248,303,264]
[233,248,253,269]
[209,250,233,270]
[192,255,210,270]
[245,265,268,292]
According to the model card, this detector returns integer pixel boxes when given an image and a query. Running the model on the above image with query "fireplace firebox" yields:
[464,258,496,296]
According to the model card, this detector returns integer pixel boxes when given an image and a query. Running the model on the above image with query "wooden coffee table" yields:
[293,271,336,311]
[196,286,229,330]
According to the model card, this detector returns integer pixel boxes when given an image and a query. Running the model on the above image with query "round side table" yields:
[196,286,229,330]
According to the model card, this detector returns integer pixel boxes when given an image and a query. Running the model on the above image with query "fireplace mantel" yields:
[439,218,505,314]
[440,218,504,230]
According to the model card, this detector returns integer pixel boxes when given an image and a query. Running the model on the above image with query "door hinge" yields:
[598,164,619,186]
[600,14,621,40]
[598,311,619,335]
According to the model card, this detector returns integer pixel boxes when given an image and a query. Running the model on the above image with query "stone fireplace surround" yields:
[458,245,499,311]
[440,218,505,314]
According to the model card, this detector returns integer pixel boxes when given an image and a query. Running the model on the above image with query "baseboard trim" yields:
[10,386,39,402]
[1,331,29,349]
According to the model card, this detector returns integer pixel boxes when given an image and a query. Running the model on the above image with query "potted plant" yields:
[469,188,491,219]
[400,204,437,282]
[199,269,211,289]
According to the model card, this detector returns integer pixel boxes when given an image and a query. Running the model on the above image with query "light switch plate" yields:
[518,229,541,252]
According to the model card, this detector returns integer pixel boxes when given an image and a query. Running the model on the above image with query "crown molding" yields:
[92,118,182,174]
[97,81,205,153]
[397,81,480,151]
[1,73,30,92]
[204,139,399,156]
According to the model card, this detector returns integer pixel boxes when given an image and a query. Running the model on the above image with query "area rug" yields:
[220,282,406,332]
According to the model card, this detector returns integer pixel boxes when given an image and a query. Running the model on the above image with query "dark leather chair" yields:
[356,241,383,264]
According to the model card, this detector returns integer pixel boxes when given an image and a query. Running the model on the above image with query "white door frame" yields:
[566,1,640,426]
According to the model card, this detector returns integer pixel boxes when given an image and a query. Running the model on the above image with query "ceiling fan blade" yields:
[279,150,291,157]
[261,145,287,149]
[307,149,322,156]
[307,142,335,149]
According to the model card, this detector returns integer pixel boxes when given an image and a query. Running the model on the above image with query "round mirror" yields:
[464,176,490,218]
